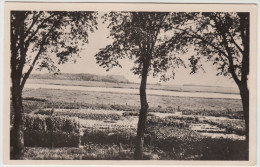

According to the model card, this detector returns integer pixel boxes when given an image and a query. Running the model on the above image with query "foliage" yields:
[11,130,80,147]
[11,114,80,147]
[22,145,160,160]
[11,101,247,160]
[146,125,247,160]
[11,11,97,93]
[20,127,248,160]
[34,109,54,115]
[29,73,130,83]
[164,12,249,82]
[202,119,245,135]
[96,12,191,80]
[182,109,244,119]
[81,126,136,145]
[23,114,79,133]
[147,115,199,129]
[122,111,155,117]
[10,11,97,158]
[19,97,243,119]
[52,110,122,121]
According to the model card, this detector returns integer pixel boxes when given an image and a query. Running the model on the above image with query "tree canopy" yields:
[95,12,194,81]
[165,12,249,85]
[10,10,97,159]
[164,12,250,149]
[95,11,197,160]
[11,11,98,90]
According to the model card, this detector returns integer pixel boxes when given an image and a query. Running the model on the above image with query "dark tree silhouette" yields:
[95,12,188,159]
[163,12,249,157]
[10,11,97,159]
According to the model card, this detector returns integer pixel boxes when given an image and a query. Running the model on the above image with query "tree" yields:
[95,12,187,159]
[10,11,97,159]
[165,12,249,154]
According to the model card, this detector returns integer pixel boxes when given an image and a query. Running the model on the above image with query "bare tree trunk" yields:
[11,83,24,160]
[239,83,249,159]
[10,11,27,160]
[134,62,149,160]
[237,12,249,160]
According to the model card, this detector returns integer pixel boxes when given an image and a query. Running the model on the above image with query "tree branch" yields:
[227,31,244,55]
[21,22,56,90]
[150,14,168,56]
[24,13,56,48]
[173,27,230,58]
[216,14,241,86]
[228,56,241,86]
[24,12,43,39]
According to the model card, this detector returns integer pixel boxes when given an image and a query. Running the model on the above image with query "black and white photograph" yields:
[1,2,258,165]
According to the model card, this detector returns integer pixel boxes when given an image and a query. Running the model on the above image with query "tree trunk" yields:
[11,83,24,160]
[134,62,149,160]
[239,83,249,159]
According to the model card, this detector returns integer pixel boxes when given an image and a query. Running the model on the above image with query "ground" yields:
[11,79,247,160]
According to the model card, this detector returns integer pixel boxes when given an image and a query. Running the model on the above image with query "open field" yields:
[10,80,246,160]
[12,104,246,160]
[27,79,239,94]
[23,87,243,118]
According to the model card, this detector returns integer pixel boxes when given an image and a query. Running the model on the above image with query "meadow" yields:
[10,79,246,160]
[27,79,239,94]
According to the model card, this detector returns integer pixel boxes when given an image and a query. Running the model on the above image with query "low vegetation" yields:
[10,86,246,160]
[35,109,122,121]
[20,92,243,119]
[29,73,130,83]
[11,114,80,149]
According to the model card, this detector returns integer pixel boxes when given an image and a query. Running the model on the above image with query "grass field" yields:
[27,79,239,94]
[10,80,247,160]
[23,87,242,110]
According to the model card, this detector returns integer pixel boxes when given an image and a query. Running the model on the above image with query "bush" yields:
[11,114,81,147]
[24,114,79,133]
[81,128,136,145]
[202,119,245,135]
[122,111,154,117]
[109,104,137,111]
[34,109,54,115]
[53,111,122,121]
[11,129,79,147]
[147,116,192,129]
[145,125,248,160]
[122,111,139,117]
[182,109,244,119]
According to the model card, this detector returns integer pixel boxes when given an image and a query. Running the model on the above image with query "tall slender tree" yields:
[10,11,97,159]
[95,12,188,159]
[162,12,250,157]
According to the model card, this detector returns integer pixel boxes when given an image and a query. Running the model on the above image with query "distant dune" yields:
[29,73,130,83]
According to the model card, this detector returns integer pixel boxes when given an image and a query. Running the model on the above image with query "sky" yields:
[33,13,238,88]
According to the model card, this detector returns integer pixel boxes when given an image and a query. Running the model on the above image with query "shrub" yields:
[109,104,137,111]
[147,116,192,129]
[122,111,139,117]
[53,111,122,121]
[122,111,155,117]
[182,109,244,119]
[81,127,136,145]
[202,119,245,135]
[11,129,79,147]
[12,114,81,147]
[34,109,54,115]
[24,114,79,133]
